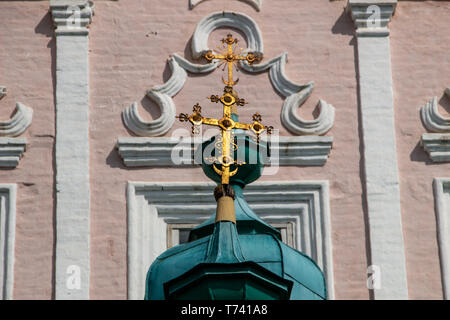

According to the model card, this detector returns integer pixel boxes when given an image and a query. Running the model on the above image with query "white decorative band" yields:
[117,135,333,167]
[421,133,450,163]
[0,138,27,168]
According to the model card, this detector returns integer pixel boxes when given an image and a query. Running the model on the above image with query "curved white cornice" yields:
[189,0,263,12]
[282,94,335,136]
[191,11,263,59]
[241,53,335,135]
[0,91,33,137]
[420,88,450,162]
[123,54,218,136]
[421,95,450,133]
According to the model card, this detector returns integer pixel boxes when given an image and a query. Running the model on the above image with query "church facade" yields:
[0,0,449,299]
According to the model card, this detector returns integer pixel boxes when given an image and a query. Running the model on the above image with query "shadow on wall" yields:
[107,145,128,169]
[34,10,58,300]
[332,6,375,299]
[34,12,56,99]
[331,8,354,37]
[410,142,432,164]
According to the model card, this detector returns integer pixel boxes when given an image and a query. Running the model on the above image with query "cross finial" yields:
[203,34,262,87]
[176,34,271,187]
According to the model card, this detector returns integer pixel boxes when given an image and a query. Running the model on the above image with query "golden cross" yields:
[177,86,273,185]
[176,34,272,186]
[203,34,262,87]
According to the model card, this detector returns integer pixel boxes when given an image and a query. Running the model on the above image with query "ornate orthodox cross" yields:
[177,34,273,186]
[203,33,261,87]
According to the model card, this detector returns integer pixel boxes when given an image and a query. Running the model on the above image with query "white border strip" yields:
[434,178,450,299]
[0,184,17,300]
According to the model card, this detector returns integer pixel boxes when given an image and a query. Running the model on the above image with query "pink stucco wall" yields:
[390,1,450,299]
[89,0,367,299]
[0,1,54,299]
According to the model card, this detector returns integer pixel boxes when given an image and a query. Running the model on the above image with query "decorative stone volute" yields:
[50,0,94,35]
[347,0,397,37]
[0,86,32,168]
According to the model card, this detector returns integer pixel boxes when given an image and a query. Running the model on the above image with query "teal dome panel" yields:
[145,228,327,299]
[145,237,210,299]
[280,241,328,298]
[145,130,327,300]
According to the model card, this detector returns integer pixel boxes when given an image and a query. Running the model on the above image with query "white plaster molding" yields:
[117,135,333,167]
[421,133,450,163]
[0,138,27,168]
[191,11,263,59]
[420,89,450,162]
[124,12,334,136]
[189,0,263,11]
[0,88,31,168]
[50,0,94,36]
[421,96,450,133]
[0,102,33,138]
[127,181,333,300]
[123,54,218,137]
[434,178,450,299]
[51,0,93,299]
[189,0,206,9]
[347,0,408,300]
[241,53,335,135]
[0,184,17,300]
[347,0,397,37]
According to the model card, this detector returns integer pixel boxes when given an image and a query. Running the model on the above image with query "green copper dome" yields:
[145,183,327,300]
[145,117,327,300]
[198,133,266,187]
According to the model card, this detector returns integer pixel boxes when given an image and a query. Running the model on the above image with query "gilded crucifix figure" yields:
[177,34,273,185]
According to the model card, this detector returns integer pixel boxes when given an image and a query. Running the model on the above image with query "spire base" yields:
[214,184,236,223]
[215,196,236,223]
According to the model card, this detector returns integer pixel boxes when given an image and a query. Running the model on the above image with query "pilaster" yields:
[50,0,94,300]
[347,0,408,300]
